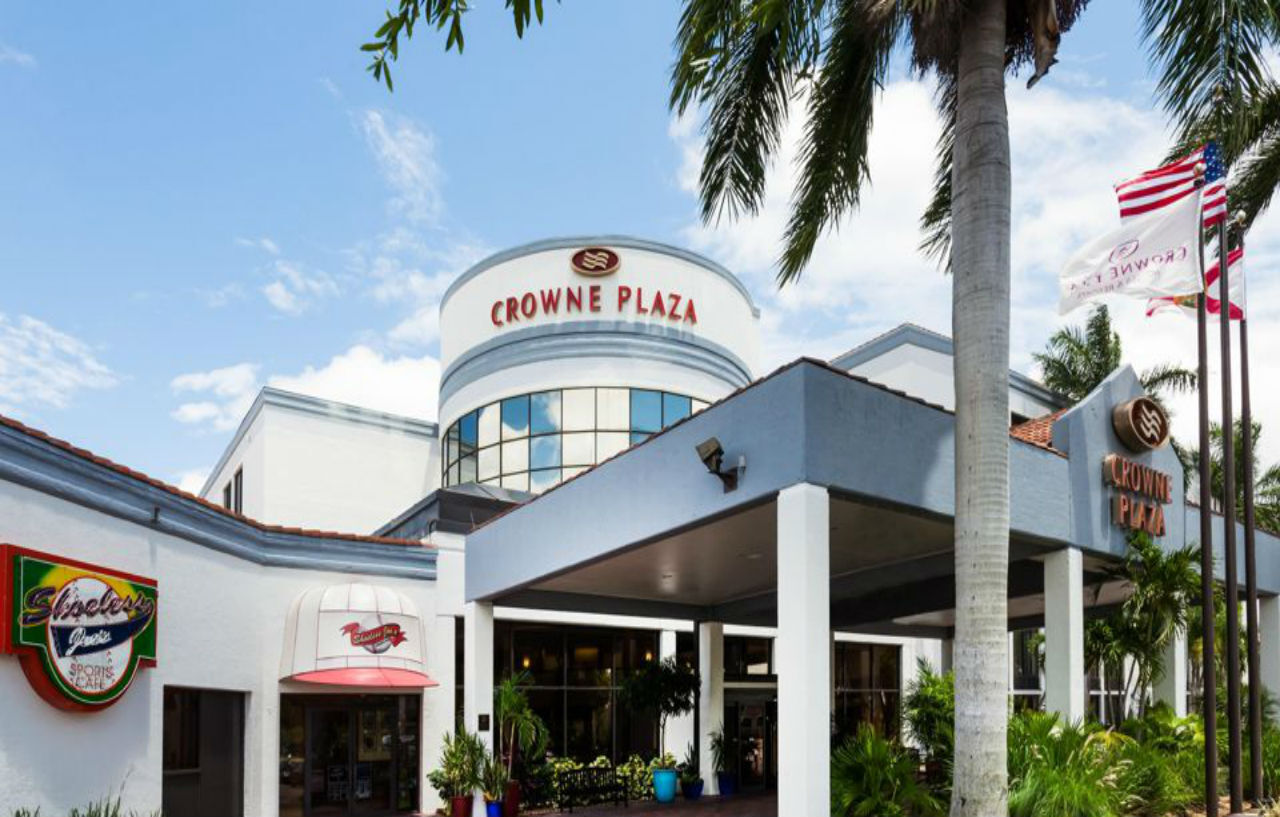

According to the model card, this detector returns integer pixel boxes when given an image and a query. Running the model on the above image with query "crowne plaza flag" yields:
[1059,191,1204,315]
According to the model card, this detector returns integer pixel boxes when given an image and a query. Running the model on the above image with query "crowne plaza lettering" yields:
[490,284,698,327]
[1103,454,1172,537]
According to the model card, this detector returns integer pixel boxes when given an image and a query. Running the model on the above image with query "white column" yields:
[464,602,494,811]
[698,621,724,795]
[1262,596,1280,722]
[1044,548,1085,722]
[422,615,458,814]
[661,629,695,762]
[776,483,830,817]
[1152,631,1187,717]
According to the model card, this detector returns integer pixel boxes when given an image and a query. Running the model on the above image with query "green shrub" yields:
[1007,713,1124,817]
[1114,738,1196,816]
[830,725,943,817]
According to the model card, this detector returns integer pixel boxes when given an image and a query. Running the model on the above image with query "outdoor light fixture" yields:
[695,436,744,492]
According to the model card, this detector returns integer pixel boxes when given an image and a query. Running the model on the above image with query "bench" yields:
[557,765,629,813]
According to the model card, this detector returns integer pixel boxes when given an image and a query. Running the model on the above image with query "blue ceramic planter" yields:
[681,779,704,801]
[485,801,502,817]
[653,768,679,803]
[716,772,738,797]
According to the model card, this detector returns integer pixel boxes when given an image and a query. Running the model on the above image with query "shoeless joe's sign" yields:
[1,546,157,711]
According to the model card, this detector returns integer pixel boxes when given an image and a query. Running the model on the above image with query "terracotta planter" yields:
[503,780,521,816]
[450,795,473,817]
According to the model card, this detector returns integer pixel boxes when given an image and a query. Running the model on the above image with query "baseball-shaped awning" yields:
[280,582,436,688]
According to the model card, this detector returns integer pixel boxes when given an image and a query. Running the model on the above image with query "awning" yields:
[280,582,436,688]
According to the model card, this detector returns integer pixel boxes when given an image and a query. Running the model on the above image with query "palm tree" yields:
[1031,304,1197,405]
[1187,420,1280,533]
[359,3,1271,814]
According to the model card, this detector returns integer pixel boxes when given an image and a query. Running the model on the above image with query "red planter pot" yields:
[503,780,521,816]
[450,795,474,817]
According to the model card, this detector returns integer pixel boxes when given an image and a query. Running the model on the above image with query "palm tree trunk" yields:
[949,0,1011,814]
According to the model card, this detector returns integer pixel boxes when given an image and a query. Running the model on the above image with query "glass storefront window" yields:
[531,391,561,434]
[833,642,902,741]
[568,631,615,686]
[443,387,708,492]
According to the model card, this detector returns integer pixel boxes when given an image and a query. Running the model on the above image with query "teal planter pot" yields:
[653,768,679,803]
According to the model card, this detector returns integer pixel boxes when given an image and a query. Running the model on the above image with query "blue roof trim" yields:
[438,321,755,410]
[440,235,762,317]
[831,323,1068,411]
[0,423,438,581]
[200,386,438,497]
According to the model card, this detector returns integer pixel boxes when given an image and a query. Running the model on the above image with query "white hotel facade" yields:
[0,237,1272,817]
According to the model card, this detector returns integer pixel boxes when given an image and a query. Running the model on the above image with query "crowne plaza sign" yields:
[1102,395,1174,538]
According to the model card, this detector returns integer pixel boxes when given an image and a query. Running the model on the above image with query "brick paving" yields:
[552,793,777,817]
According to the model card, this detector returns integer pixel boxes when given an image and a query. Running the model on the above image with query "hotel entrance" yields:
[279,695,421,817]
[724,692,777,793]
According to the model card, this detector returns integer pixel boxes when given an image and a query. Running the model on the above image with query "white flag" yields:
[1147,246,1245,320]
[1059,191,1204,315]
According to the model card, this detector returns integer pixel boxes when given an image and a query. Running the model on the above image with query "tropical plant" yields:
[708,723,729,775]
[618,656,699,766]
[481,747,510,803]
[830,725,944,817]
[679,741,701,787]
[1031,305,1196,407]
[1083,531,1200,721]
[494,670,548,779]
[1006,713,1127,817]
[431,728,485,801]
[1186,419,1280,534]
[904,658,955,766]
[358,3,1270,813]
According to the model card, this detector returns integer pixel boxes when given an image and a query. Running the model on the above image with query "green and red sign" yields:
[1,546,157,711]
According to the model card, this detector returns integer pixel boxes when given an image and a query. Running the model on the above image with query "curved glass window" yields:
[442,388,710,493]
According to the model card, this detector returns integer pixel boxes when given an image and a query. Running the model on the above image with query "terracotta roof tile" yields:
[0,413,426,548]
[1010,409,1068,454]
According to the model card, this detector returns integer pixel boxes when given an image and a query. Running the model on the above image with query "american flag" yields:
[1114,142,1228,228]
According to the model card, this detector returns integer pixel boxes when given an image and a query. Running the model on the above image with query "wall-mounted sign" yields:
[570,247,621,277]
[1103,454,1172,537]
[489,283,699,327]
[0,546,157,711]
[341,619,408,654]
[1112,396,1171,452]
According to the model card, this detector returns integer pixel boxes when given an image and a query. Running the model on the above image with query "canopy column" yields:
[1044,547,1085,722]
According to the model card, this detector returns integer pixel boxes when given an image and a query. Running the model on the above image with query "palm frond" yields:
[1139,363,1198,398]
[778,0,902,283]
[919,74,955,270]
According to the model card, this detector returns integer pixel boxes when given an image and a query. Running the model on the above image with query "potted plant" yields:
[434,729,483,817]
[481,748,509,817]
[708,724,737,796]
[495,671,548,816]
[619,656,699,803]
[678,742,703,801]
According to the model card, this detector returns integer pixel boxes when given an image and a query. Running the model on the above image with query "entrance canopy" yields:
[464,360,1280,633]
[281,582,435,688]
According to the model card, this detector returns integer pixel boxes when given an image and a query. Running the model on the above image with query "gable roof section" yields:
[832,323,1069,411]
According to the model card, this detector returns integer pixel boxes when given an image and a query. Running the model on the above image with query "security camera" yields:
[696,437,724,474]
[695,437,739,492]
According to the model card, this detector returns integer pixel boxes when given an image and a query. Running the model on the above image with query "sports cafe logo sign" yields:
[340,619,407,654]
[489,247,700,327]
[1103,397,1173,538]
[1,547,157,711]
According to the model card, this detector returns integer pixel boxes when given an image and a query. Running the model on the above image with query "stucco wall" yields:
[0,478,447,817]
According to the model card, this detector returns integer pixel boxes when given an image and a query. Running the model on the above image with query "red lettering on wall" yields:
[652,291,666,318]
[506,297,519,323]
[540,289,562,313]
[567,287,583,312]
[617,286,632,311]
[491,302,504,326]
[684,299,698,324]
[636,288,648,315]
[667,293,682,321]
[589,285,601,312]
[521,293,537,318]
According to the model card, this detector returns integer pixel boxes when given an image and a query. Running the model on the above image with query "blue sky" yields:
[3,2,1276,494]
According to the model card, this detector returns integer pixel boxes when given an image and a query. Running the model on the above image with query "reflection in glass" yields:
[502,396,530,440]
[562,433,594,467]
[630,390,662,433]
[501,472,529,492]
[501,439,529,473]
[530,435,561,470]
[566,690,613,761]
[596,389,629,430]
[530,469,561,493]
[663,393,692,426]
[459,412,478,447]
[562,389,595,431]
[459,455,477,484]
[596,431,629,461]
[478,404,500,447]
[478,447,500,481]
[531,391,561,434]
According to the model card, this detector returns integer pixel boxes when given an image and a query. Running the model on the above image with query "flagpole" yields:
[1196,171,1220,817]
[1236,219,1263,805]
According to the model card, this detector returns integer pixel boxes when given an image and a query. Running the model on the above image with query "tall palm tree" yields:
[1188,420,1280,533]
[360,3,1272,814]
[1031,304,1197,405]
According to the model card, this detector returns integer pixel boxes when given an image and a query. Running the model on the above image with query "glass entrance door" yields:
[284,695,419,817]
[725,692,777,792]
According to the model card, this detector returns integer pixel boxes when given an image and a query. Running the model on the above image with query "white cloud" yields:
[170,362,260,431]
[235,236,281,255]
[359,110,444,226]
[175,467,210,495]
[170,347,439,436]
[0,314,117,413]
[269,346,439,422]
[670,72,1280,470]
[0,44,35,68]
[261,260,339,315]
